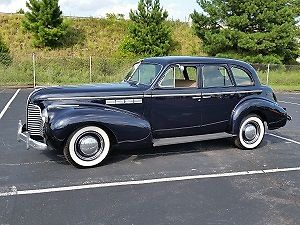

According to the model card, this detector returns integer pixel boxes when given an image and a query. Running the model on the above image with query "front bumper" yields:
[17,120,47,150]
[282,107,292,121]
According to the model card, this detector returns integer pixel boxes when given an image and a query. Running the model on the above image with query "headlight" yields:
[41,109,48,123]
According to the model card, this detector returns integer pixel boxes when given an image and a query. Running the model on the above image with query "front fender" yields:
[231,98,288,134]
[45,103,152,147]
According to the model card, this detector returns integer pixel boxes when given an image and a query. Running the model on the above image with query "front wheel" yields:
[234,114,265,150]
[64,126,110,168]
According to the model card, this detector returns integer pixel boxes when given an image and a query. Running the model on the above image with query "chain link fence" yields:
[0,53,137,87]
[0,53,299,89]
[252,63,300,89]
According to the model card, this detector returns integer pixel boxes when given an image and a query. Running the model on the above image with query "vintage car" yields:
[18,56,291,168]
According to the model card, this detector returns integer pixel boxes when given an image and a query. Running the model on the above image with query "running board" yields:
[153,133,235,147]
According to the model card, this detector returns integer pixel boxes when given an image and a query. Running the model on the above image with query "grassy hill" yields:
[0,13,204,58]
[0,13,206,86]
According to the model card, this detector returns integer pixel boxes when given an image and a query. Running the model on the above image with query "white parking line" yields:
[0,167,299,197]
[267,133,300,145]
[0,89,20,120]
[279,101,300,106]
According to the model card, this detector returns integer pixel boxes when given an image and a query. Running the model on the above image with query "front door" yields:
[149,64,202,138]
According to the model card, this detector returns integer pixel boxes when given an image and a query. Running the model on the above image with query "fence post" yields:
[89,56,92,83]
[32,53,36,88]
[266,64,270,85]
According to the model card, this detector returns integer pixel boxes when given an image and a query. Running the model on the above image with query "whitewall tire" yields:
[64,126,110,168]
[234,114,265,150]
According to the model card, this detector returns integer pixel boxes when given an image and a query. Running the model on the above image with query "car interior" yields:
[160,65,198,88]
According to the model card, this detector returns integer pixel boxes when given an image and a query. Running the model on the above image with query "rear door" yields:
[200,64,239,133]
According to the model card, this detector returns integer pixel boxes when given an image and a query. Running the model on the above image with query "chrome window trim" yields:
[231,65,255,87]
[158,67,176,88]
[145,90,262,98]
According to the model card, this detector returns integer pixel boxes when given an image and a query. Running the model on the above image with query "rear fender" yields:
[230,98,288,134]
[45,103,152,146]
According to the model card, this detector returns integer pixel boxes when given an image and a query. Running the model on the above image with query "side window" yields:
[130,64,161,85]
[231,67,254,86]
[160,67,175,88]
[203,65,233,88]
[160,66,198,88]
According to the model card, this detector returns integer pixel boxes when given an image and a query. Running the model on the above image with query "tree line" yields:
[0,0,299,66]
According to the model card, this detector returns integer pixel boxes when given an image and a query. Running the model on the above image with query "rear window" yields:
[231,67,254,86]
[202,65,233,88]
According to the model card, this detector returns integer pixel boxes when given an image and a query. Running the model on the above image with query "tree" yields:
[122,0,172,56]
[0,35,12,66]
[16,8,25,14]
[191,0,300,64]
[106,13,125,20]
[22,0,68,48]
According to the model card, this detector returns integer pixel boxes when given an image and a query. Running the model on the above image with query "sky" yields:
[0,0,201,21]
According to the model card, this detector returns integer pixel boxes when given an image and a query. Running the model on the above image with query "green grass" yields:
[0,56,137,86]
[2,59,299,90]
[257,69,300,91]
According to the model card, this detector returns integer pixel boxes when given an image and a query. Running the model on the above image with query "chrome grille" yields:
[27,103,43,136]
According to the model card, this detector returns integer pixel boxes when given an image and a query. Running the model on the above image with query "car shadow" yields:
[43,136,273,168]
[102,137,237,166]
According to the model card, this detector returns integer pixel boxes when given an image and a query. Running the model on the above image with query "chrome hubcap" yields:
[78,136,99,156]
[244,124,257,141]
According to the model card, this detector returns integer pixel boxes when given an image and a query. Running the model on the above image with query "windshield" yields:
[125,63,162,86]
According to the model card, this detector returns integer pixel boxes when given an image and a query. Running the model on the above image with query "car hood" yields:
[29,82,147,103]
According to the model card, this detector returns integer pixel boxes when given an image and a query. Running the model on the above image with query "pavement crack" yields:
[0,160,64,166]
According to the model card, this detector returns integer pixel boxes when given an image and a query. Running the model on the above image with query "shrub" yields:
[0,35,12,66]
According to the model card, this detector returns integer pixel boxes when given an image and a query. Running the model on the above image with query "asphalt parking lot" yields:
[0,88,299,225]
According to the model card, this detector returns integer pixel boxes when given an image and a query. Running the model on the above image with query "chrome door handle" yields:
[192,96,202,100]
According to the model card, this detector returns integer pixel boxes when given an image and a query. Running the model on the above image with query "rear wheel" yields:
[234,114,265,149]
[64,126,110,168]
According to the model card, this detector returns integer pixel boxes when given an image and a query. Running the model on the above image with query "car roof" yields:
[143,56,252,68]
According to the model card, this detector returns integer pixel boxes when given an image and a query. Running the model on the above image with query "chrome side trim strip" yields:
[48,95,144,101]
[47,104,80,109]
[146,93,202,98]
[47,90,262,101]
[154,120,228,132]
[202,90,262,96]
[106,99,143,105]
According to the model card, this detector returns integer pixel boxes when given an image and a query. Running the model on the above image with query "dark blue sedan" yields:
[17,56,291,168]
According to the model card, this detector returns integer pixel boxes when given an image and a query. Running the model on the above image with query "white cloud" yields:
[163,2,191,21]
[94,2,136,18]
[0,0,26,13]
[0,0,199,21]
